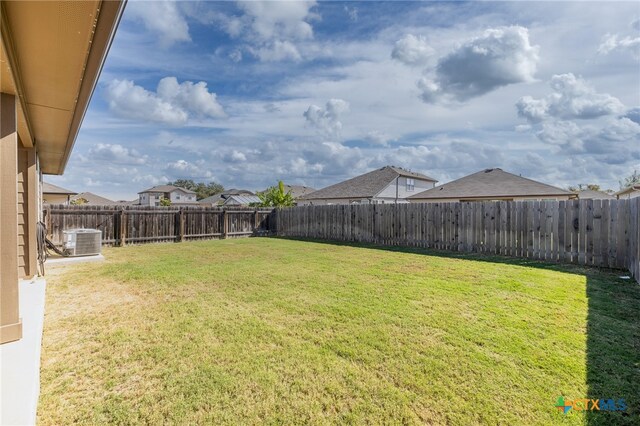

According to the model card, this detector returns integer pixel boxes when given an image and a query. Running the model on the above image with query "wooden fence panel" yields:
[274,199,640,283]
[45,205,274,246]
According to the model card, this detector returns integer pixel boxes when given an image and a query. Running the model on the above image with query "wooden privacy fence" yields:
[45,205,274,246]
[275,199,640,283]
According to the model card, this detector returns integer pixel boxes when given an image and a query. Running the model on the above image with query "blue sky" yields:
[48,1,640,201]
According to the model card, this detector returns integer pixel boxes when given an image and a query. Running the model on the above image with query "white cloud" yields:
[598,34,640,58]
[229,49,243,63]
[625,107,640,124]
[251,40,302,62]
[105,77,225,126]
[517,73,625,122]
[419,26,539,103]
[237,1,316,41]
[88,143,147,165]
[165,160,214,180]
[126,0,190,47]
[156,77,225,119]
[303,99,350,139]
[289,157,324,175]
[220,1,318,62]
[344,6,358,22]
[364,131,395,147]
[598,19,640,59]
[517,75,639,162]
[391,34,434,66]
[229,150,247,162]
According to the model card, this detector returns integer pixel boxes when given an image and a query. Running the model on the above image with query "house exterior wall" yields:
[1,93,22,344]
[169,190,196,204]
[42,193,70,205]
[138,192,158,206]
[298,176,436,206]
[17,148,38,278]
[139,190,197,206]
[376,176,436,200]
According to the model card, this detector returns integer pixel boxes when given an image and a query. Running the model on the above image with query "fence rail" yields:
[45,205,274,246]
[274,199,640,283]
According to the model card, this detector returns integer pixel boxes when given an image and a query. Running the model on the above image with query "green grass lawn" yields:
[38,238,639,425]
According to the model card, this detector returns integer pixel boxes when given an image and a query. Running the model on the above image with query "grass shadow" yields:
[272,236,640,424]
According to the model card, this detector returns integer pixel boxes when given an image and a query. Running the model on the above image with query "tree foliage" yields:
[159,196,172,207]
[257,181,295,207]
[619,170,640,190]
[167,179,224,200]
[568,184,601,192]
[70,197,88,205]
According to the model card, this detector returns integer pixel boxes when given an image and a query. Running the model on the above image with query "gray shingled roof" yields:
[42,182,77,195]
[409,168,575,200]
[138,185,196,194]
[283,184,316,199]
[615,184,640,197]
[577,189,615,200]
[199,189,255,205]
[301,166,437,200]
[71,192,116,205]
[223,194,261,205]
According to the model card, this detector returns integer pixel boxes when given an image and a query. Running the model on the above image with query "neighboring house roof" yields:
[116,199,140,205]
[409,168,576,200]
[42,182,77,195]
[223,195,261,205]
[615,184,640,197]
[199,189,255,205]
[284,184,316,199]
[577,189,616,200]
[71,192,116,205]
[301,166,437,200]
[138,185,196,194]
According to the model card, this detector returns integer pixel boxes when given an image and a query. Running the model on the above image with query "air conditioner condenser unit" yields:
[63,229,102,256]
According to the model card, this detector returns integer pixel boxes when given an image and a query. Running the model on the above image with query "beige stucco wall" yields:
[42,193,71,205]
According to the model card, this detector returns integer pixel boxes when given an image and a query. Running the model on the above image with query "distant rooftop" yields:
[409,168,575,200]
[577,189,615,200]
[42,182,77,195]
[301,166,437,200]
[71,192,116,205]
[138,185,196,194]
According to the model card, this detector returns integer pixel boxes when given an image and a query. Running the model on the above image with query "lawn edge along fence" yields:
[45,205,274,246]
[274,199,640,283]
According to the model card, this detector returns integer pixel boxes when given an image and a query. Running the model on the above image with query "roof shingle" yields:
[409,168,575,200]
[301,166,437,200]
[42,182,77,195]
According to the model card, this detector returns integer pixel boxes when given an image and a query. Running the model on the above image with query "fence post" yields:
[254,209,259,234]
[118,209,127,247]
[222,210,228,239]
[178,208,185,242]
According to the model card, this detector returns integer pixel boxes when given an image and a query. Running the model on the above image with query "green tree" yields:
[256,181,295,207]
[167,180,224,200]
[159,196,171,207]
[568,184,601,192]
[619,170,640,189]
[70,197,88,205]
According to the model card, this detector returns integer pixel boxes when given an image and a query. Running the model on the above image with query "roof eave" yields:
[56,0,127,175]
